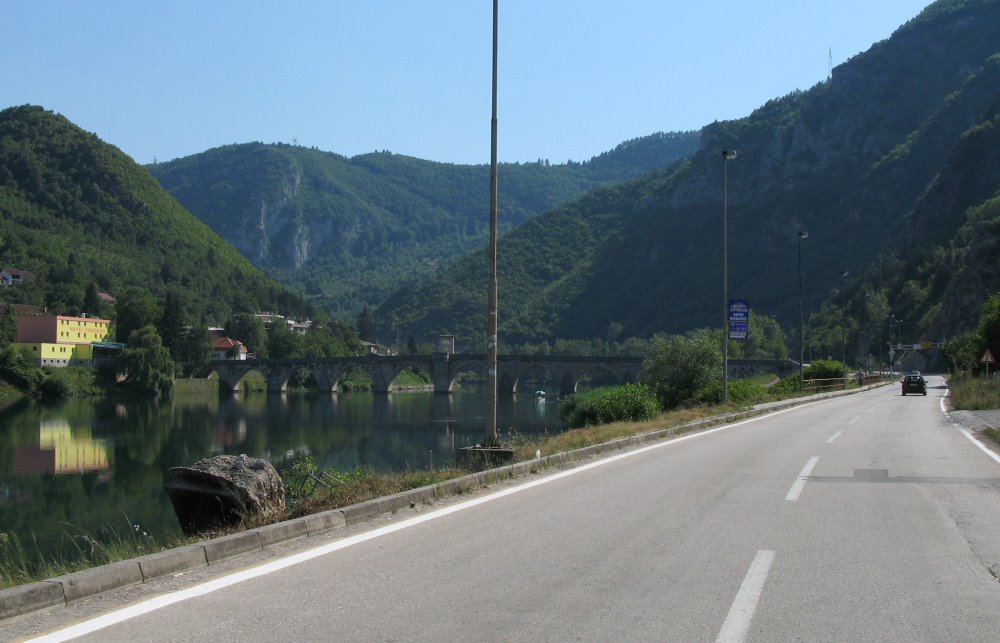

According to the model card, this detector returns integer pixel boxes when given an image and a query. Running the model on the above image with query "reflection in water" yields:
[0,390,564,562]
[13,419,110,476]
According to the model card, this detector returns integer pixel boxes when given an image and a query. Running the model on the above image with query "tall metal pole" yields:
[841,270,848,384]
[484,0,499,447]
[722,150,737,404]
[798,231,808,392]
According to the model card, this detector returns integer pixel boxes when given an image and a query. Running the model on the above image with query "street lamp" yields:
[722,150,738,404]
[841,270,848,385]
[798,231,808,392]
[889,315,902,372]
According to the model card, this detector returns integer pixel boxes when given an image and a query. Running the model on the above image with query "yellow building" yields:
[12,314,115,367]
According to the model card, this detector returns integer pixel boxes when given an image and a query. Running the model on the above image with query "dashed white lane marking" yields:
[716,549,777,643]
[26,401,826,642]
[785,456,819,501]
[826,430,844,444]
[848,415,861,425]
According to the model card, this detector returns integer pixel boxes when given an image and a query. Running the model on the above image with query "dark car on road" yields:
[901,373,927,396]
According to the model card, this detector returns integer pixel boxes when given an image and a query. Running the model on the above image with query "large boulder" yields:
[165,454,285,535]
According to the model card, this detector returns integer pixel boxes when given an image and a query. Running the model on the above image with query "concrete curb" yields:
[0,383,892,622]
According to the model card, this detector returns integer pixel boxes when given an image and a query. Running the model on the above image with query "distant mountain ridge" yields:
[373,0,1000,351]
[0,105,310,324]
[149,132,700,320]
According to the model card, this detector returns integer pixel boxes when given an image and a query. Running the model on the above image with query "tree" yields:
[83,282,102,317]
[359,308,377,342]
[0,306,17,348]
[226,313,268,358]
[157,291,188,361]
[267,320,303,359]
[640,331,722,409]
[115,287,161,344]
[943,331,981,374]
[406,334,418,355]
[357,306,375,343]
[976,294,1000,359]
[176,325,213,377]
[119,325,174,396]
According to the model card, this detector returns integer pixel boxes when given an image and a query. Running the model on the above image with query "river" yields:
[0,387,565,562]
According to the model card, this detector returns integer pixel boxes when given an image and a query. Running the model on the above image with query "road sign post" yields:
[980,348,995,378]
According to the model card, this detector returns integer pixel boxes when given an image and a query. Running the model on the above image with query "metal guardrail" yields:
[803,372,896,393]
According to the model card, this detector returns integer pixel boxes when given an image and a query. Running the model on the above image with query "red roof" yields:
[212,337,244,351]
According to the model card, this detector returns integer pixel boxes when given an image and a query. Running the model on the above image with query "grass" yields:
[947,374,1000,448]
[947,374,1000,411]
[0,520,195,591]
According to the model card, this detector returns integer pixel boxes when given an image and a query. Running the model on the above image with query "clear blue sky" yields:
[3,1,932,166]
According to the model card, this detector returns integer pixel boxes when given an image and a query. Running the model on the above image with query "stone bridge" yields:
[209,355,800,395]
[209,354,645,395]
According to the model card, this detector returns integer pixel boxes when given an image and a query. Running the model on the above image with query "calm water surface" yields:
[0,389,564,559]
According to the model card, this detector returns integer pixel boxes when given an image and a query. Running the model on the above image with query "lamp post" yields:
[841,270,848,385]
[798,231,808,392]
[722,150,738,404]
[889,315,901,372]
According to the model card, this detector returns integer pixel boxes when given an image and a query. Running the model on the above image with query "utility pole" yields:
[484,0,500,447]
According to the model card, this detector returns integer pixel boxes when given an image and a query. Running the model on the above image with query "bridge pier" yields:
[312,364,342,393]
[431,353,453,394]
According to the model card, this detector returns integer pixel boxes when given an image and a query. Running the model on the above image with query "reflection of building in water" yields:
[13,419,110,475]
[212,418,248,451]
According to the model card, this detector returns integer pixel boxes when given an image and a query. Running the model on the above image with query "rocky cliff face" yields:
[150,133,700,317]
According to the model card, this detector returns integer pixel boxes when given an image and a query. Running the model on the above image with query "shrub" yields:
[690,378,767,406]
[561,383,660,428]
[640,332,721,409]
[727,379,768,403]
[804,359,846,380]
[38,375,71,397]
[0,348,43,392]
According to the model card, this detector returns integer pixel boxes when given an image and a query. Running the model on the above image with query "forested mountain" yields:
[374,0,1000,353]
[148,132,700,319]
[0,105,311,324]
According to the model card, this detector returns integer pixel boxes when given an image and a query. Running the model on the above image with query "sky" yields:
[2,1,933,166]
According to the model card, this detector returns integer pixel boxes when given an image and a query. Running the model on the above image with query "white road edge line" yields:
[826,430,844,444]
[27,401,827,643]
[716,549,777,643]
[785,456,819,501]
[941,396,1000,465]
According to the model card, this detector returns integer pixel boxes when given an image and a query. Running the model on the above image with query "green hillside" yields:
[374,0,1000,353]
[148,133,699,320]
[0,105,311,324]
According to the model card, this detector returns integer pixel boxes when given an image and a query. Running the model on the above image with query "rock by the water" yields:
[165,454,285,535]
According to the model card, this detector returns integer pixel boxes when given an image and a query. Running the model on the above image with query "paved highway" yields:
[17,375,1000,641]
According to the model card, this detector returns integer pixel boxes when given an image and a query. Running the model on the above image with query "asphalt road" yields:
[14,375,1000,642]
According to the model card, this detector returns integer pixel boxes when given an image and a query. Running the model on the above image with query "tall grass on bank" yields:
[0,519,190,591]
[273,461,467,523]
[948,374,1000,410]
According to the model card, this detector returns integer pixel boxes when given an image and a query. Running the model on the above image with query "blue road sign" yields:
[729,299,749,340]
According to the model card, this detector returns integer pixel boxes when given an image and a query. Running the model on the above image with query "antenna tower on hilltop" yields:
[828,47,833,80]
